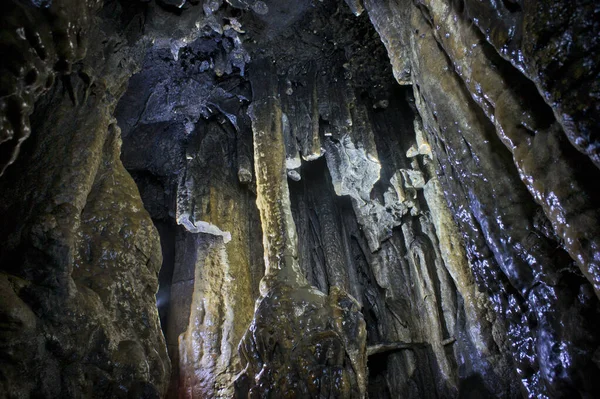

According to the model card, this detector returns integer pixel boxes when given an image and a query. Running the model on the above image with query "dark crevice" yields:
[501,0,522,13]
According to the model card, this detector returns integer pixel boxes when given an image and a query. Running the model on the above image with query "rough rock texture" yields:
[114,5,264,396]
[0,45,170,399]
[231,56,367,398]
[242,4,517,397]
[0,1,173,397]
[0,0,102,175]
[1,0,599,398]
[235,284,367,398]
[362,0,600,397]
[175,118,263,398]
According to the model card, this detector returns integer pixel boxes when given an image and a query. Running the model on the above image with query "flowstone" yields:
[233,58,367,398]
[234,284,367,398]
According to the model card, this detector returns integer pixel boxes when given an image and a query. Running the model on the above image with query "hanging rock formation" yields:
[233,57,367,398]
[0,0,599,398]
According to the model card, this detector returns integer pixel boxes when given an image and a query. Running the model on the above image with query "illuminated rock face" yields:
[235,284,367,399]
[230,57,367,398]
[174,118,260,399]
[0,0,599,398]
[361,0,600,396]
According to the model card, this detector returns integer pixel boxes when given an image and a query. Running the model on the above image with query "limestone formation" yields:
[1,0,599,398]
[233,57,367,398]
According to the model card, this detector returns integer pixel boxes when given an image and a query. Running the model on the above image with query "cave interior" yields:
[1,0,600,398]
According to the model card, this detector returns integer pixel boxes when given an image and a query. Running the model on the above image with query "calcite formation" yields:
[232,57,367,398]
[174,119,260,398]
[360,0,600,396]
[0,0,599,398]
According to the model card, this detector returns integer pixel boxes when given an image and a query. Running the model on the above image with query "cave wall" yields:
[0,0,599,398]
[361,0,600,397]
[113,1,521,397]
[0,1,173,396]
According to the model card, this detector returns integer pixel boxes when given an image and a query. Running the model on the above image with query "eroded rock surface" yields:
[235,284,367,398]
[0,0,102,175]
[1,0,599,398]
[0,59,170,399]
[0,1,172,397]
[361,0,600,396]
[115,9,263,395]
[232,56,367,398]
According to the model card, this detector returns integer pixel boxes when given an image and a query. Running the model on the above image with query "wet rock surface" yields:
[0,1,168,397]
[1,0,599,398]
[234,284,367,398]
[0,0,104,175]
[362,0,600,397]
[0,42,169,399]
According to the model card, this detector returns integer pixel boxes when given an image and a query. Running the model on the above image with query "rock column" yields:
[233,58,368,398]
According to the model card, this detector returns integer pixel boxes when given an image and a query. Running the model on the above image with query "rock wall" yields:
[0,0,102,175]
[0,0,175,397]
[1,0,599,398]
[362,0,600,397]
[114,1,522,397]
[0,9,171,396]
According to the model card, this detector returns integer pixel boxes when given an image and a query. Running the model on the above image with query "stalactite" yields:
[1,0,598,398]
[234,57,368,398]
